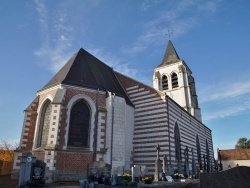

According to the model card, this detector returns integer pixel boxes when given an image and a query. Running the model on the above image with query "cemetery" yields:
[12,146,202,188]
[2,143,250,187]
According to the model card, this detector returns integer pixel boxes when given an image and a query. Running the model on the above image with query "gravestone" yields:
[114,166,124,175]
[154,144,162,181]
[88,161,111,177]
[27,160,46,187]
[131,165,140,182]
[166,175,174,182]
[88,161,111,185]
[162,155,167,181]
[79,179,88,188]
[18,152,36,187]
[18,152,46,188]
[140,165,148,174]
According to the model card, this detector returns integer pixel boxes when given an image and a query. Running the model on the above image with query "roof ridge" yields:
[39,47,134,106]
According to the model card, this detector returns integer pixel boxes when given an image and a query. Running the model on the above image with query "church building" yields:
[12,40,214,181]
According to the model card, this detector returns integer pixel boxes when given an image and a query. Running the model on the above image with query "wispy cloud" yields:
[140,0,162,11]
[33,0,74,73]
[197,0,220,12]
[33,0,138,76]
[200,81,250,103]
[140,1,150,11]
[33,0,139,77]
[122,0,221,55]
[34,0,48,27]
[88,48,137,78]
[204,100,250,121]
[200,79,250,121]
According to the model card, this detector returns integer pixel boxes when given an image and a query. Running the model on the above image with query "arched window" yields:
[37,100,52,148]
[162,75,168,90]
[68,100,90,147]
[172,73,179,88]
[174,123,181,161]
[196,135,202,170]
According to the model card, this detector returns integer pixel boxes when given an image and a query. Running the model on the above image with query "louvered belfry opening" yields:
[172,73,179,88]
[68,100,90,147]
[162,75,168,90]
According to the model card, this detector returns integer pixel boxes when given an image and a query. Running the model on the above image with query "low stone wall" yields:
[200,166,250,188]
[0,160,14,175]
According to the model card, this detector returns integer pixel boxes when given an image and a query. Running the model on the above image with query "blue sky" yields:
[1,0,250,157]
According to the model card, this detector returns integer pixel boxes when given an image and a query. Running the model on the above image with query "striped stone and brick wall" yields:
[115,72,214,174]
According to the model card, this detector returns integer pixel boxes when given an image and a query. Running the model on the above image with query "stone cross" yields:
[156,144,160,159]
[203,154,206,171]
[161,155,167,181]
[154,144,161,181]
[18,152,36,188]
[162,155,166,173]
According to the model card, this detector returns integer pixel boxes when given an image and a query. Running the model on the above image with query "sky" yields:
[0,0,250,157]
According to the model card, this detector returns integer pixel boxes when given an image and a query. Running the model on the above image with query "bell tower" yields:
[153,40,202,122]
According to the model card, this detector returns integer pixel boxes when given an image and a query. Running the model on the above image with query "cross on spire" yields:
[166,29,173,40]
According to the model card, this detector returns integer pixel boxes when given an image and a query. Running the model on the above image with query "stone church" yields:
[12,40,214,181]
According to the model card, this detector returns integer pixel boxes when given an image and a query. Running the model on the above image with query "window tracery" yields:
[68,100,90,147]
[37,100,52,148]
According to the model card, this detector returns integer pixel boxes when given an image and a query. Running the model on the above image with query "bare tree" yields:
[0,139,19,162]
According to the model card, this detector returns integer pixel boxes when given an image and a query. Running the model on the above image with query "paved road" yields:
[46,182,200,188]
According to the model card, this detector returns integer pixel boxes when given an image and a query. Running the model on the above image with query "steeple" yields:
[157,40,181,67]
[153,40,202,122]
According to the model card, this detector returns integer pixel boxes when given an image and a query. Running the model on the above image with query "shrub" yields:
[128,181,138,187]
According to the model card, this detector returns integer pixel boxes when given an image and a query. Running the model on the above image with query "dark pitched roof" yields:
[219,149,250,160]
[40,48,133,106]
[157,40,181,67]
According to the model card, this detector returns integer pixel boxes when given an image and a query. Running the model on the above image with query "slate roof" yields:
[41,48,133,106]
[157,40,181,68]
[219,149,250,160]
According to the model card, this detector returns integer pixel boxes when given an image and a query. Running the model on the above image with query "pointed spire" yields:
[157,40,181,67]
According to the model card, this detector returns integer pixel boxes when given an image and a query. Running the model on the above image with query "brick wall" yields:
[0,160,13,175]
[55,152,93,172]
[20,97,39,151]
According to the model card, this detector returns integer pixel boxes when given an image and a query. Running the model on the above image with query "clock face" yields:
[27,156,32,162]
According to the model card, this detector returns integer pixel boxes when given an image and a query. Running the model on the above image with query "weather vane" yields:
[166,29,173,40]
